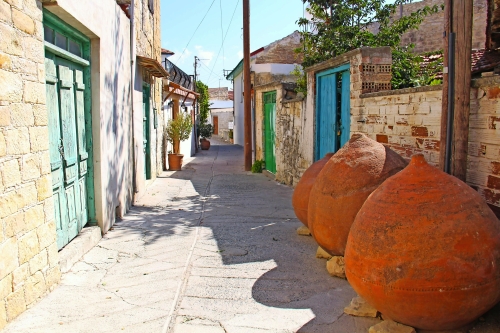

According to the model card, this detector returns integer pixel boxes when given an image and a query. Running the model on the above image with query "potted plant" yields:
[199,123,213,150]
[229,129,233,144]
[165,112,192,171]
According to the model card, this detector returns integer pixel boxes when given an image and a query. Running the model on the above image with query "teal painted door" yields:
[263,91,277,174]
[315,64,350,160]
[45,53,89,249]
[143,84,151,179]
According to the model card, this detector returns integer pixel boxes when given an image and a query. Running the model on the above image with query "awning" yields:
[163,81,200,103]
[137,55,169,78]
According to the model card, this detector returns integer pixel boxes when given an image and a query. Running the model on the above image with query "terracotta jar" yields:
[308,134,407,256]
[292,153,334,227]
[345,154,500,331]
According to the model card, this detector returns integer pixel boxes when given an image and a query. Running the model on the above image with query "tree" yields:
[297,0,440,88]
[196,81,210,124]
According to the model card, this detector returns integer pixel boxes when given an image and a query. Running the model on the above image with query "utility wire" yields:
[219,0,225,71]
[199,61,225,81]
[177,0,217,64]
[208,0,240,83]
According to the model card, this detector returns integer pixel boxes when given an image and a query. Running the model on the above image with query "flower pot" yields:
[308,134,407,256]
[345,154,500,331]
[200,138,210,150]
[168,153,183,171]
[292,152,334,227]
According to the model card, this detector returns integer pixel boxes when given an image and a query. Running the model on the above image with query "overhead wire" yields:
[219,0,225,71]
[176,0,217,64]
[207,0,240,84]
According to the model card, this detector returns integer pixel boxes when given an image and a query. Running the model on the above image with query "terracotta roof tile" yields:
[161,48,174,55]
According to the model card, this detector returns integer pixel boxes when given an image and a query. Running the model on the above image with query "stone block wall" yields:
[352,86,443,165]
[0,0,60,329]
[398,0,486,53]
[469,77,500,215]
[255,82,308,186]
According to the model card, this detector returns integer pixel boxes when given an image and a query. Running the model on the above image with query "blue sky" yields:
[160,0,306,89]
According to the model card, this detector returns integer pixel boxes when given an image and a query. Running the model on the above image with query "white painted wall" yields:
[253,63,297,75]
[45,0,132,233]
[233,71,244,146]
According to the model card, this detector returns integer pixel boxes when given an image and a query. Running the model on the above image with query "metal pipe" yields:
[445,32,455,174]
[130,0,138,194]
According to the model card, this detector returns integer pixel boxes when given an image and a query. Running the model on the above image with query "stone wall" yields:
[398,0,487,53]
[209,87,229,101]
[255,82,308,186]
[352,76,500,215]
[353,86,443,165]
[0,0,60,328]
[469,76,500,216]
[255,31,303,65]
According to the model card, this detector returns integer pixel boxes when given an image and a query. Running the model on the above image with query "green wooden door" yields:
[45,53,89,249]
[143,83,151,179]
[263,91,277,174]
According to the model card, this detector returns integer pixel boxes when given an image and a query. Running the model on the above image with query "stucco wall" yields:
[0,0,59,328]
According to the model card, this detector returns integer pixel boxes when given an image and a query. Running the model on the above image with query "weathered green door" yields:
[45,53,89,249]
[143,83,151,179]
[263,91,277,174]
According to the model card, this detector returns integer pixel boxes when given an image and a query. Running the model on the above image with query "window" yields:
[44,24,83,58]
[148,0,154,14]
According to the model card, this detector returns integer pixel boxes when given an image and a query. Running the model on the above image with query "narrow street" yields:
[2,138,381,333]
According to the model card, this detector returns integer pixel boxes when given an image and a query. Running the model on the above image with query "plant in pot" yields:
[229,129,233,144]
[199,123,213,150]
[165,112,192,171]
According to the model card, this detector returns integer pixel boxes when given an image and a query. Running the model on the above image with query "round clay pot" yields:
[168,153,183,171]
[345,154,500,331]
[200,139,211,150]
[292,153,334,227]
[308,134,407,256]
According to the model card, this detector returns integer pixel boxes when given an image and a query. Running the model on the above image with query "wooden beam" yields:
[439,0,473,182]
[451,0,473,181]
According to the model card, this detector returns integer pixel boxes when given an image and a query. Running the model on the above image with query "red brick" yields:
[492,162,500,176]
[411,126,429,137]
[487,87,500,99]
[376,134,388,143]
[483,188,500,205]
[487,175,500,190]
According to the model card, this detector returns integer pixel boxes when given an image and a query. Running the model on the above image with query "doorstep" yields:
[58,226,102,273]
[262,170,276,180]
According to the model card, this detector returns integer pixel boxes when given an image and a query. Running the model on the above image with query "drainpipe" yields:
[130,0,138,194]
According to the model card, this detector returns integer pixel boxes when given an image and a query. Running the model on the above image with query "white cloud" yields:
[195,45,214,66]
[237,50,243,59]
[168,48,192,67]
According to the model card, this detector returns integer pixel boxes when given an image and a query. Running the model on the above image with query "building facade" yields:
[0,0,165,327]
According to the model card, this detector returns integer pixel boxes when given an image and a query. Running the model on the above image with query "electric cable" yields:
[176,0,217,64]
[208,0,240,83]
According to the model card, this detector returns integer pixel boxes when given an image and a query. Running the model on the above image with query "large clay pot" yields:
[168,153,183,171]
[308,134,407,256]
[200,139,210,150]
[292,153,334,227]
[345,154,500,331]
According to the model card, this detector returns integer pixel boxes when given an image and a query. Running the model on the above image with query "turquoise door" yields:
[315,64,351,160]
[263,91,277,174]
[45,53,90,249]
[143,83,151,179]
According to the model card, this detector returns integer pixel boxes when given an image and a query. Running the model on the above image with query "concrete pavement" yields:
[3,137,499,333]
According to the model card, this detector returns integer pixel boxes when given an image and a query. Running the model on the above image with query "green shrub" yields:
[199,123,213,139]
[251,160,264,173]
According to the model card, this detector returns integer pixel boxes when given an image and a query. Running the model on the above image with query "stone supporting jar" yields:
[345,154,500,331]
[308,134,407,256]
[292,153,334,227]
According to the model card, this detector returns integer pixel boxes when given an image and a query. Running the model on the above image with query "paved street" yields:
[4,138,500,333]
